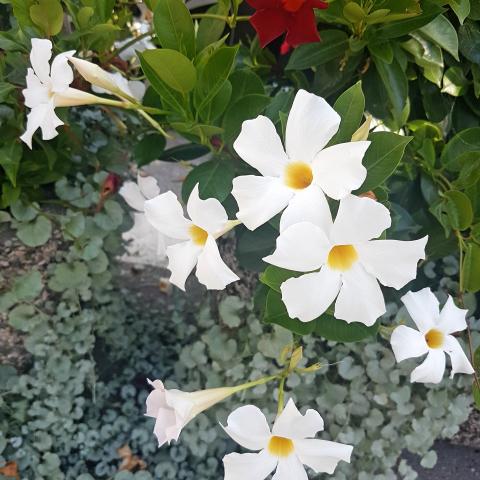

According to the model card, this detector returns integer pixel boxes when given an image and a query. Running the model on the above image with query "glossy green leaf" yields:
[441,127,480,171]
[159,144,210,162]
[153,0,195,58]
[443,190,473,230]
[134,134,166,167]
[259,266,303,293]
[442,66,469,97]
[0,142,22,187]
[358,132,412,192]
[196,1,229,53]
[448,0,470,24]
[419,14,459,61]
[30,0,64,36]
[464,243,480,293]
[459,21,480,64]
[286,30,349,70]
[228,69,265,104]
[368,42,394,64]
[236,223,277,272]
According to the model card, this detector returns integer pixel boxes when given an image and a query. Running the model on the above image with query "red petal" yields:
[246,0,278,9]
[250,9,289,47]
[280,40,292,55]
[310,0,329,9]
[285,5,320,47]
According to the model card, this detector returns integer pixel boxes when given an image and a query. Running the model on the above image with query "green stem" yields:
[190,13,250,27]
[277,377,286,416]
[137,109,172,139]
[230,374,280,394]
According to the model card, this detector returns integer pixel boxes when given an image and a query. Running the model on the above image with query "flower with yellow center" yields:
[222,399,353,479]
[231,89,371,230]
[144,184,239,291]
[390,288,474,384]
[263,193,428,326]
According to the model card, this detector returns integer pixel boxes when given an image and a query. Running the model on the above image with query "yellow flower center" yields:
[327,245,359,271]
[267,436,295,458]
[284,162,313,190]
[425,328,444,349]
[189,225,208,246]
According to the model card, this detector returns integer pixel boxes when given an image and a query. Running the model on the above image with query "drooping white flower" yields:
[91,71,146,101]
[222,399,353,479]
[231,89,371,230]
[119,174,167,260]
[390,288,474,384]
[146,379,241,447]
[144,184,239,290]
[20,38,101,148]
[264,193,428,326]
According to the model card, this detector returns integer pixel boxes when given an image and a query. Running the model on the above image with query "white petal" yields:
[232,175,293,230]
[20,102,63,148]
[153,408,178,446]
[437,296,468,334]
[144,191,191,240]
[411,349,446,384]
[390,325,428,362]
[137,174,160,200]
[166,241,201,291]
[280,268,341,322]
[334,264,385,326]
[401,288,439,334]
[223,405,271,451]
[272,455,307,480]
[279,185,333,233]
[119,181,146,212]
[233,115,288,177]
[263,222,330,272]
[53,87,101,107]
[312,141,369,200]
[187,184,228,234]
[23,69,50,108]
[295,438,353,474]
[145,382,166,417]
[128,80,146,101]
[223,451,277,480]
[443,335,475,378]
[195,236,239,290]
[50,51,75,92]
[330,195,391,245]
[272,399,324,439]
[30,38,52,84]
[285,89,340,163]
[356,237,427,289]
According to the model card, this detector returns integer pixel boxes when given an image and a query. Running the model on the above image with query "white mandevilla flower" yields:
[119,174,167,260]
[144,184,239,290]
[146,379,242,447]
[222,399,353,479]
[91,71,146,102]
[390,288,475,383]
[21,38,101,149]
[231,89,371,230]
[264,193,428,326]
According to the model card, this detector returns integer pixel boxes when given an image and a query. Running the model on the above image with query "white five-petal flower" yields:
[390,288,475,384]
[20,39,101,149]
[222,399,353,480]
[231,89,371,230]
[144,184,239,290]
[119,174,168,260]
[146,379,241,447]
[264,193,428,326]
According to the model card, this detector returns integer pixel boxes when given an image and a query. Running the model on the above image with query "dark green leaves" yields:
[464,243,480,293]
[0,142,22,187]
[134,134,166,167]
[441,128,480,171]
[443,190,473,230]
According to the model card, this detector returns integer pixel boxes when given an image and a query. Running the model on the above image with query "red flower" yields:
[247,0,329,48]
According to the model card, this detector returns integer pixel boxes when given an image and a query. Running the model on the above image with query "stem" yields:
[230,374,280,394]
[105,29,155,62]
[277,377,286,416]
[137,109,172,139]
[190,13,250,27]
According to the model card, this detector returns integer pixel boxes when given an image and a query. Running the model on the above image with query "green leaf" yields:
[368,42,394,63]
[10,200,37,222]
[464,243,480,293]
[343,2,367,23]
[199,80,232,122]
[459,21,480,64]
[441,127,480,171]
[443,190,473,230]
[329,81,365,145]
[140,49,197,95]
[228,69,265,104]
[0,142,22,187]
[16,216,52,247]
[260,266,303,292]
[13,270,43,302]
[181,157,235,202]
[286,30,349,70]
[196,1,229,53]
[236,223,277,272]
[222,94,271,145]
[474,381,480,410]
[419,14,459,61]
[153,0,195,58]
[442,66,469,97]
[8,304,36,331]
[48,261,90,292]
[30,0,64,36]
[448,0,470,24]
[358,132,412,192]
[0,82,15,103]
[159,144,209,162]
[134,133,166,167]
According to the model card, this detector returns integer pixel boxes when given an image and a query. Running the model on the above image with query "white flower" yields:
[222,399,353,479]
[264,193,428,326]
[20,38,100,149]
[115,21,155,62]
[119,174,167,260]
[144,184,239,290]
[231,89,371,230]
[146,379,239,447]
[390,288,475,384]
[92,71,146,101]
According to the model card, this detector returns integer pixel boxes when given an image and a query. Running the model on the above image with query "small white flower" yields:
[264,193,428,326]
[20,38,100,148]
[390,288,475,384]
[222,399,353,479]
[144,184,239,290]
[119,174,167,260]
[231,89,370,230]
[91,71,146,101]
[146,379,238,447]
